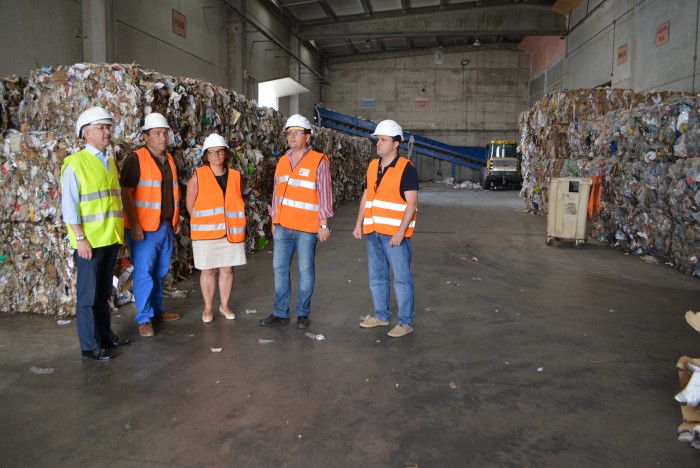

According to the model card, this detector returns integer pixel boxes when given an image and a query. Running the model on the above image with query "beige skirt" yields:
[192,238,247,270]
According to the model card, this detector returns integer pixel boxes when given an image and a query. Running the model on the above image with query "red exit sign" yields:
[172,9,187,38]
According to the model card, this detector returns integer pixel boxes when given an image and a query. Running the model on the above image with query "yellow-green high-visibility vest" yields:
[61,149,125,248]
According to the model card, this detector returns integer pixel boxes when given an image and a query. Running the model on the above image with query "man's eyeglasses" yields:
[207,149,226,156]
[286,130,305,137]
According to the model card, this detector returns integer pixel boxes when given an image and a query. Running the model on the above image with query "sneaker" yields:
[359,316,389,328]
[138,322,155,337]
[387,324,414,338]
[155,311,180,321]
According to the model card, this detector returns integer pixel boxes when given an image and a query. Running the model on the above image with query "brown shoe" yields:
[138,322,155,337]
[155,311,180,321]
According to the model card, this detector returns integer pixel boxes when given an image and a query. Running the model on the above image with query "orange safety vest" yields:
[363,157,417,237]
[273,150,328,233]
[588,175,603,219]
[124,147,180,232]
[190,167,246,243]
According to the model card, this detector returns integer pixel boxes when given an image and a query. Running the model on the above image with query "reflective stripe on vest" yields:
[124,148,180,232]
[80,188,121,202]
[280,198,319,211]
[134,200,161,209]
[272,150,328,233]
[363,157,417,237]
[194,207,224,217]
[82,210,124,223]
[61,149,124,248]
[287,178,317,190]
[190,167,246,243]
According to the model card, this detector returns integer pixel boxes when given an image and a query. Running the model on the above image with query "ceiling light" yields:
[461,59,470,66]
[473,37,481,47]
[364,40,371,48]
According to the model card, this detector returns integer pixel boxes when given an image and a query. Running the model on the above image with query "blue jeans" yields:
[272,225,318,318]
[366,232,415,326]
[74,244,119,351]
[126,221,173,324]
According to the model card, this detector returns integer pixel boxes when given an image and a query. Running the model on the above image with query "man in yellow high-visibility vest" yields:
[61,107,129,361]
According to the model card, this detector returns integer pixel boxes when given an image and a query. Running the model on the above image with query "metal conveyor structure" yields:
[314,106,487,179]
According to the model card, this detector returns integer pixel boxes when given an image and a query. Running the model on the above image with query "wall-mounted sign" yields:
[415,98,429,109]
[172,9,187,38]
[361,99,376,110]
[656,20,670,47]
[617,43,628,65]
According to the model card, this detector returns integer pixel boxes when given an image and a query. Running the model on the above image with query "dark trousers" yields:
[74,244,119,352]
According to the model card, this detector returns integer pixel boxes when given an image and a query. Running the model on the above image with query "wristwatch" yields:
[76,235,86,241]
[320,224,329,230]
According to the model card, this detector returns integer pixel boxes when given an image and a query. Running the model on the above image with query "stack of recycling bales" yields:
[0,62,371,316]
[519,88,699,276]
[0,132,82,315]
[1,74,25,133]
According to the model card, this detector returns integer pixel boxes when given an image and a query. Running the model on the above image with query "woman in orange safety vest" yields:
[186,134,247,324]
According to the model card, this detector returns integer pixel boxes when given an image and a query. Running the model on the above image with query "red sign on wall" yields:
[172,9,187,38]
[656,20,670,47]
[415,98,429,109]
[617,43,628,65]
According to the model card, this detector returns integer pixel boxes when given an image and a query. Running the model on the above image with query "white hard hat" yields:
[75,107,113,138]
[372,120,404,141]
[142,112,170,131]
[284,114,312,131]
[202,133,228,151]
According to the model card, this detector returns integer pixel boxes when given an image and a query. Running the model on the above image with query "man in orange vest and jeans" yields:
[120,113,181,337]
[353,120,418,338]
[260,114,333,329]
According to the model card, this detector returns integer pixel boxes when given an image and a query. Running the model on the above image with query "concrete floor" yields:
[1,187,699,467]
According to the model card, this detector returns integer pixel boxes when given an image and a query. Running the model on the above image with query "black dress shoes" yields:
[81,349,113,361]
[296,316,310,329]
[259,314,290,326]
[103,336,131,348]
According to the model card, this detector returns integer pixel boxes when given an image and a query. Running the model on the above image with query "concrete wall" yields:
[518,36,566,105]
[0,0,83,76]
[321,44,529,182]
[114,0,229,87]
[565,0,700,92]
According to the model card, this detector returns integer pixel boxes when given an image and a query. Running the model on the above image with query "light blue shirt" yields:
[61,144,112,225]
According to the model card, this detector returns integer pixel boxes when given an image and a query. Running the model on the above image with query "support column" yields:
[228,10,246,93]
[288,36,300,115]
[81,0,108,63]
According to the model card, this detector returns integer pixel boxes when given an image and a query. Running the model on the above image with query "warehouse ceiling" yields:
[264,0,568,62]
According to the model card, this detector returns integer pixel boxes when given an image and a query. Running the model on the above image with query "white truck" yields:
[480,140,522,190]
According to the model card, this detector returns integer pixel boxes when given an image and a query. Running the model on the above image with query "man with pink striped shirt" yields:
[261,114,333,329]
